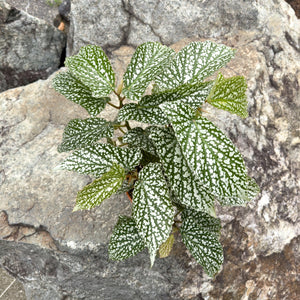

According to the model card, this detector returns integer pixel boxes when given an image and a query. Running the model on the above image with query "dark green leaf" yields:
[52,71,110,116]
[155,41,235,91]
[123,127,157,155]
[74,162,125,210]
[181,209,221,238]
[109,216,146,260]
[180,211,223,277]
[160,102,249,203]
[65,45,115,97]
[122,42,174,101]
[133,163,174,266]
[150,127,215,215]
[58,118,114,152]
[57,143,142,177]
[207,74,248,118]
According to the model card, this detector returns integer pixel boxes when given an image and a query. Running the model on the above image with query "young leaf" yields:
[207,74,248,118]
[149,127,215,215]
[133,163,174,266]
[123,127,157,155]
[58,118,114,152]
[109,216,146,261]
[57,143,142,177]
[180,211,223,277]
[65,45,115,97]
[160,102,249,203]
[52,71,110,116]
[74,162,125,211]
[122,42,174,101]
[181,209,221,238]
[159,233,175,258]
[155,41,235,91]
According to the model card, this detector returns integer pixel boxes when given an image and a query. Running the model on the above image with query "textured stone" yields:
[0,0,300,299]
[0,1,65,92]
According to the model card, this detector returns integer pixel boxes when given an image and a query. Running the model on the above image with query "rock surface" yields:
[0,0,66,92]
[0,0,300,299]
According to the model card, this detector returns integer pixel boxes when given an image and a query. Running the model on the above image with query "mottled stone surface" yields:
[0,0,299,299]
[0,1,65,92]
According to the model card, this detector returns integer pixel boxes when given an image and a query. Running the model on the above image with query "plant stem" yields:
[107,102,120,109]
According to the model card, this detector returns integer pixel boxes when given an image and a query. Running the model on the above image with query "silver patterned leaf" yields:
[181,209,221,238]
[123,127,157,155]
[122,42,174,101]
[74,162,125,210]
[109,216,146,261]
[207,73,248,118]
[65,45,115,97]
[149,127,215,215]
[180,210,223,277]
[132,163,174,266]
[160,102,250,204]
[52,71,110,116]
[155,41,235,91]
[58,118,114,152]
[57,143,142,177]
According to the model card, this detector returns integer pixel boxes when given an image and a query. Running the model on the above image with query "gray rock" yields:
[0,0,299,299]
[0,1,66,92]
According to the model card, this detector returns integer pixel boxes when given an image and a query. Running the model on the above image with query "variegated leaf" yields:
[58,118,114,152]
[180,210,223,277]
[149,127,215,214]
[155,41,235,91]
[65,45,115,97]
[181,209,221,238]
[217,176,260,206]
[118,102,169,125]
[160,102,249,204]
[159,233,175,258]
[123,127,157,155]
[52,71,110,116]
[109,216,146,260]
[207,74,248,118]
[74,162,125,210]
[122,42,174,101]
[57,143,142,177]
[133,163,174,266]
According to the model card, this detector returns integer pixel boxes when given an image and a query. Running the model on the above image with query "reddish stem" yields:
[126,192,132,203]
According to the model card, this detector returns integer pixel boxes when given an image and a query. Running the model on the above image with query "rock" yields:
[5,0,59,25]
[0,0,299,299]
[59,0,71,22]
[0,1,66,92]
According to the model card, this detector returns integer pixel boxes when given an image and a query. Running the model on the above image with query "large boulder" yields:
[0,0,66,92]
[0,0,299,299]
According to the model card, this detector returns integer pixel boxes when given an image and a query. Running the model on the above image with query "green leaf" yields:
[74,162,125,210]
[207,74,248,118]
[149,127,215,215]
[123,127,157,155]
[118,102,169,125]
[122,42,174,101]
[58,118,114,152]
[180,210,223,277]
[155,41,235,91]
[160,102,249,203]
[159,233,175,258]
[181,209,221,238]
[109,216,146,261]
[52,71,110,116]
[217,176,260,206]
[57,143,142,177]
[132,163,174,266]
[65,45,115,97]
